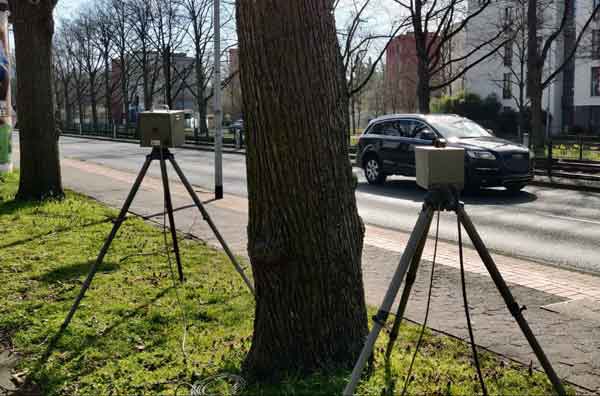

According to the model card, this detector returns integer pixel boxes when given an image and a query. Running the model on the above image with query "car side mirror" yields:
[419,129,436,141]
[486,128,495,136]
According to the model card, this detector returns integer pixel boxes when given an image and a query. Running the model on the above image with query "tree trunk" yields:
[12,0,63,200]
[530,78,544,152]
[63,80,72,127]
[416,58,431,113]
[237,0,368,378]
[90,74,98,131]
[104,54,111,126]
[195,55,208,136]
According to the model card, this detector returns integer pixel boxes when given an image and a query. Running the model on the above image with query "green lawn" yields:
[0,172,570,395]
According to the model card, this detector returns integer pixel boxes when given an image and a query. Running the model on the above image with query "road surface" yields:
[15,135,600,275]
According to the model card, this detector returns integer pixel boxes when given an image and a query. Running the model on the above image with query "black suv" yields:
[357,114,534,192]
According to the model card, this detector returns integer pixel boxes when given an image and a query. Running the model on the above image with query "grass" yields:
[0,172,571,395]
[549,144,600,161]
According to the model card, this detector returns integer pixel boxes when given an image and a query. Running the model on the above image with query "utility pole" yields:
[0,0,12,175]
[213,0,223,199]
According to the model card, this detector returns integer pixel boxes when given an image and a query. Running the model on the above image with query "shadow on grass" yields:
[0,217,115,251]
[36,260,121,283]
[0,197,43,216]
[37,286,174,393]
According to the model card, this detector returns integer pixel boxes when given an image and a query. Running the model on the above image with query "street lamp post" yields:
[213,0,223,199]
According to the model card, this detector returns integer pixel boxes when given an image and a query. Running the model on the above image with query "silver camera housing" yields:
[139,110,186,148]
[415,146,465,191]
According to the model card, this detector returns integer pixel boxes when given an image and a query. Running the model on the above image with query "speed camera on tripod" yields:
[139,109,186,148]
[415,146,465,191]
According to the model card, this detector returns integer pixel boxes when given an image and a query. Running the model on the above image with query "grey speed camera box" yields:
[139,110,186,148]
[415,146,465,190]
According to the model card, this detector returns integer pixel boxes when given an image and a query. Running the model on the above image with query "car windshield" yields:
[425,116,493,139]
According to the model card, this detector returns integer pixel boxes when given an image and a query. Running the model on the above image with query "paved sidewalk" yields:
[36,156,600,394]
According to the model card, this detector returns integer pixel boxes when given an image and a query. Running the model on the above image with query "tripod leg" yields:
[159,150,185,282]
[41,155,153,362]
[344,206,435,396]
[167,156,255,295]
[456,206,566,396]
[384,212,432,359]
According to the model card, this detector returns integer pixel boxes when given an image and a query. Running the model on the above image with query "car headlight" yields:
[466,150,495,160]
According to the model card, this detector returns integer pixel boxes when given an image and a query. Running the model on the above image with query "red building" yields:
[385,33,441,112]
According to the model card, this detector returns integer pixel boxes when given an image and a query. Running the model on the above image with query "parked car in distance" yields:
[229,119,244,134]
[357,114,534,192]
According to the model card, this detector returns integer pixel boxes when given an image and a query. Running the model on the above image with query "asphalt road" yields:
[14,135,600,275]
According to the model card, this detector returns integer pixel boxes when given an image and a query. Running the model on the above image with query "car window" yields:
[425,116,493,139]
[370,121,402,137]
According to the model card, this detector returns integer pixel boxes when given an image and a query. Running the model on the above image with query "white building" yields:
[464,0,600,135]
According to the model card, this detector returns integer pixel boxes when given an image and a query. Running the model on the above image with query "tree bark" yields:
[11,0,63,200]
[237,0,368,378]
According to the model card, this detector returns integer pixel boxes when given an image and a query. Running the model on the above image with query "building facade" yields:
[384,31,465,113]
[465,0,600,135]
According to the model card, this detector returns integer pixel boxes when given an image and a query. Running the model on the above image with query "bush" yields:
[431,91,501,121]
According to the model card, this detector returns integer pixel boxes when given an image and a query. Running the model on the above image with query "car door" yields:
[404,119,436,175]
[378,120,405,172]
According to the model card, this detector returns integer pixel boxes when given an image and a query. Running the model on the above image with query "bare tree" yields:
[71,13,103,131]
[93,1,116,127]
[109,0,134,125]
[181,0,213,135]
[128,0,161,111]
[9,0,63,200]
[393,0,509,112]
[148,0,188,109]
[487,0,529,138]
[527,0,600,151]
[337,0,409,134]
[53,27,75,127]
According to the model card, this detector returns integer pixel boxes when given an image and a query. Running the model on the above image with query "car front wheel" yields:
[364,156,386,185]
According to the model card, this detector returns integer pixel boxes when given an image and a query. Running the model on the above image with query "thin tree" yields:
[72,13,103,131]
[109,0,133,125]
[393,0,509,112]
[149,0,187,109]
[93,1,116,127]
[128,0,162,111]
[181,0,213,136]
[10,0,63,200]
[237,0,368,376]
[53,27,75,128]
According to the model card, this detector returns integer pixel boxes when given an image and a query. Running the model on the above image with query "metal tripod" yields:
[41,146,254,362]
[343,187,566,396]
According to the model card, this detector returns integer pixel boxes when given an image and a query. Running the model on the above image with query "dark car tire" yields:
[505,183,526,193]
[363,155,386,185]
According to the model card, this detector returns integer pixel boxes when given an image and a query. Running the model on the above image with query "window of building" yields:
[591,67,600,96]
[593,30,600,59]
[503,41,513,66]
[503,73,512,99]
[595,0,600,20]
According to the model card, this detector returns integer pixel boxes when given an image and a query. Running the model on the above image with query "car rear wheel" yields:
[364,156,386,185]
[505,183,526,193]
